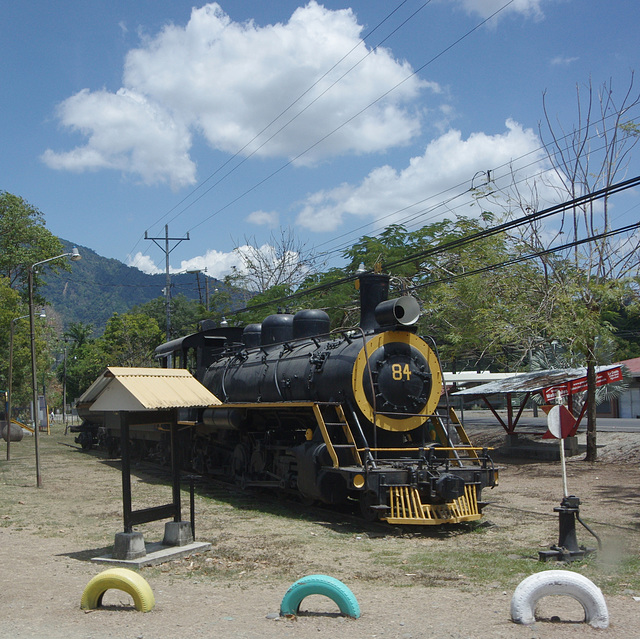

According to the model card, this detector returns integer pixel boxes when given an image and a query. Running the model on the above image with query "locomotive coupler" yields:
[538,495,600,562]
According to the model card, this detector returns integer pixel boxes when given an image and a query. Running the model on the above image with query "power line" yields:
[122,0,638,295]
[381,175,640,273]
[409,221,640,293]
[312,116,637,263]
[222,176,640,316]
[125,1,416,265]
[185,0,518,236]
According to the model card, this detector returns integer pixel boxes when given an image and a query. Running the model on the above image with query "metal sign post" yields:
[539,400,601,562]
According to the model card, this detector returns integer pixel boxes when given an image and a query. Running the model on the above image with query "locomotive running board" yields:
[384,484,482,525]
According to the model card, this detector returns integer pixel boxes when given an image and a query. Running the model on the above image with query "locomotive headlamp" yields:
[353,474,365,489]
[375,296,420,327]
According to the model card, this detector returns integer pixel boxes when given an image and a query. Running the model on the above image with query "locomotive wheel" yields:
[280,574,360,618]
[232,443,250,479]
[191,438,206,474]
[78,432,93,451]
[359,491,382,522]
[298,493,316,507]
[81,568,155,612]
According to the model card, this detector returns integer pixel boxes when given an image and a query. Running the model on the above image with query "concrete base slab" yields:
[92,540,211,568]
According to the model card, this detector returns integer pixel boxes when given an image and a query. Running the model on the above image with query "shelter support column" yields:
[114,411,147,560]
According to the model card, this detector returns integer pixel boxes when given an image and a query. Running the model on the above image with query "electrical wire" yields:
[127,0,518,268]
[221,176,640,316]
[184,0,517,236]
[408,220,640,293]
[119,2,639,300]
[125,0,414,266]
[312,119,638,263]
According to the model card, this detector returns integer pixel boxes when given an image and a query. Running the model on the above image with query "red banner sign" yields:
[542,366,622,403]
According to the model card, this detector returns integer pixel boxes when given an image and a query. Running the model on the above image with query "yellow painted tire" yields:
[81,568,155,612]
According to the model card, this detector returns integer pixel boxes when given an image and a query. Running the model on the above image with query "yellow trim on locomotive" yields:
[351,331,442,432]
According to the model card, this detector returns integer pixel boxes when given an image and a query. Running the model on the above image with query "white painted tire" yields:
[511,570,608,629]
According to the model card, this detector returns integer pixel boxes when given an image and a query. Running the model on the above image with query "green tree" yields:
[133,294,207,340]
[0,191,64,290]
[102,312,163,367]
[63,322,94,349]
[537,77,639,460]
[63,340,111,401]
[481,75,640,460]
[299,267,360,328]
[0,277,32,411]
[603,296,640,360]
[342,217,547,371]
[62,312,164,399]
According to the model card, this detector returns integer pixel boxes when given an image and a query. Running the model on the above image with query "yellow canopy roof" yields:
[77,367,221,412]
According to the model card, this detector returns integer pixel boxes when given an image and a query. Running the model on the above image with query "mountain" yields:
[40,239,227,333]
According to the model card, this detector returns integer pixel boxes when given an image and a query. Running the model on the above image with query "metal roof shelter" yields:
[79,366,221,410]
[77,367,220,563]
[452,365,623,434]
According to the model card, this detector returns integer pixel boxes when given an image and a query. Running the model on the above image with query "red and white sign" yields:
[541,366,622,403]
[542,404,577,439]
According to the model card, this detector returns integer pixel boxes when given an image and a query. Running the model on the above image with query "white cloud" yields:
[550,55,579,67]
[128,247,242,279]
[129,240,310,284]
[42,2,432,184]
[246,210,279,228]
[42,89,195,188]
[175,248,243,279]
[296,119,546,232]
[127,251,163,274]
[448,0,545,20]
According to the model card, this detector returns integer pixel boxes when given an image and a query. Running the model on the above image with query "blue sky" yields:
[2,0,639,280]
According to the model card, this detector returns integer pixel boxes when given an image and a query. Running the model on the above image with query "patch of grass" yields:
[382,545,640,595]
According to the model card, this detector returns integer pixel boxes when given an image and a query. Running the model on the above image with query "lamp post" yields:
[29,247,81,487]
[62,337,68,434]
[7,312,45,461]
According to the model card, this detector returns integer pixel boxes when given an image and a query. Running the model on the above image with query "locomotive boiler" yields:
[78,272,497,526]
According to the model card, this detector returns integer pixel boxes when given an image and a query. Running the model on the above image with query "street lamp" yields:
[29,247,81,487]
[7,311,45,461]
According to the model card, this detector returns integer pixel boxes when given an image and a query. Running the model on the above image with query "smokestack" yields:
[358,273,389,332]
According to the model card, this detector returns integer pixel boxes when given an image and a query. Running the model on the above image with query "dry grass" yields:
[2,423,640,598]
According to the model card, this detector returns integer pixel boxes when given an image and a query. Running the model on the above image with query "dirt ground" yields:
[1,422,640,639]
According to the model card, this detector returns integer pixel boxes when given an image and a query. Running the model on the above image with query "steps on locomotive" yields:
[312,403,362,467]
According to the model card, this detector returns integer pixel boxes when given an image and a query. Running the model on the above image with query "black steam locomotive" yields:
[77,273,497,525]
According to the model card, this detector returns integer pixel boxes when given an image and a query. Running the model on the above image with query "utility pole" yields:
[145,225,190,341]
[186,268,210,311]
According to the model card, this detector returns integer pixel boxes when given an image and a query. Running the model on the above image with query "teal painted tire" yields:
[81,568,155,612]
[280,574,360,618]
